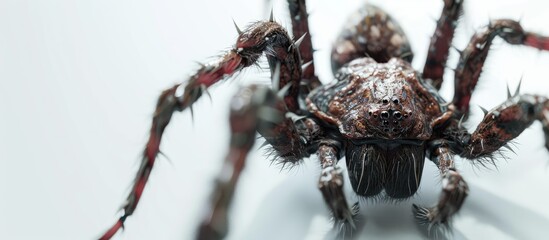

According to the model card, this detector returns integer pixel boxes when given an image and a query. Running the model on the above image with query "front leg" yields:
[287,0,321,91]
[317,144,357,228]
[198,85,315,239]
[413,147,469,228]
[460,94,549,159]
[99,20,309,239]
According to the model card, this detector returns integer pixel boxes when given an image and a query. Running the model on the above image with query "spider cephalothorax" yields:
[99,0,549,239]
[308,57,447,199]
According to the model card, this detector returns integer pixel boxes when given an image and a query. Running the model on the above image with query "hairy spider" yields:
[99,0,549,239]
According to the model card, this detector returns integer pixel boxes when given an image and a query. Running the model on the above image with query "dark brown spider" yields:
[100,0,549,239]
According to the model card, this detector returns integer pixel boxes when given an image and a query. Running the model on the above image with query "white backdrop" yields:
[1,0,549,239]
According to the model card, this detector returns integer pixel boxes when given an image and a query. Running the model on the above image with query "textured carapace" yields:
[307,57,445,198]
[308,58,444,140]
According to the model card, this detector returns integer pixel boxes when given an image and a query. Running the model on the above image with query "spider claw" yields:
[344,210,356,229]
[272,62,281,90]
[502,144,516,154]
[277,83,292,98]
[157,150,174,166]
[194,61,206,68]
[258,140,270,149]
[458,114,465,128]
[269,8,274,22]
[490,158,498,169]
[478,106,489,116]
[412,204,432,225]
[514,77,523,97]
[412,203,454,238]
[232,19,243,35]
[200,84,212,102]
[294,33,307,49]
[301,60,313,71]
[451,45,463,54]
[506,82,512,99]
[119,216,127,229]
[189,105,195,122]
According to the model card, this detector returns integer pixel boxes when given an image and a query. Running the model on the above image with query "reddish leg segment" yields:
[422,0,464,90]
[453,19,549,116]
[287,0,321,91]
[196,87,262,240]
[459,94,549,159]
[99,20,308,239]
[197,86,310,239]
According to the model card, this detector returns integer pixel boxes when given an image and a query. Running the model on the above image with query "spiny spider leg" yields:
[453,19,549,116]
[197,85,312,240]
[413,147,469,230]
[100,19,309,239]
[415,73,549,230]
[422,0,464,90]
[287,0,322,91]
[459,94,549,159]
[317,144,357,229]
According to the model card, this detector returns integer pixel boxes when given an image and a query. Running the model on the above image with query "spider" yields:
[99,0,549,239]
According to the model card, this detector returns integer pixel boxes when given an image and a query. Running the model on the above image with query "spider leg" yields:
[453,19,549,116]
[100,20,310,239]
[422,0,464,90]
[413,147,469,230]
[317,144,358,229]
[197,86,320,240]
[287,0,321,91]
[458,94,549,159]
[197,85,317,239]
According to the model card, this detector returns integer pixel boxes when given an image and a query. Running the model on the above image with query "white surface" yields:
[1,0,549,239]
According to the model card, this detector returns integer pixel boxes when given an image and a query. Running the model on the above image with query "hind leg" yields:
[198,85,315,239]
[413,147,468,229]
[331,4,413,73]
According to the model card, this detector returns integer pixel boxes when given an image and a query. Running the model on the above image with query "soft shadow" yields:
[237,169,324,240]
[462,183,549,239]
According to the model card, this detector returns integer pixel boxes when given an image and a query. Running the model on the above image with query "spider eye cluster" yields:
[367,96,413,134]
